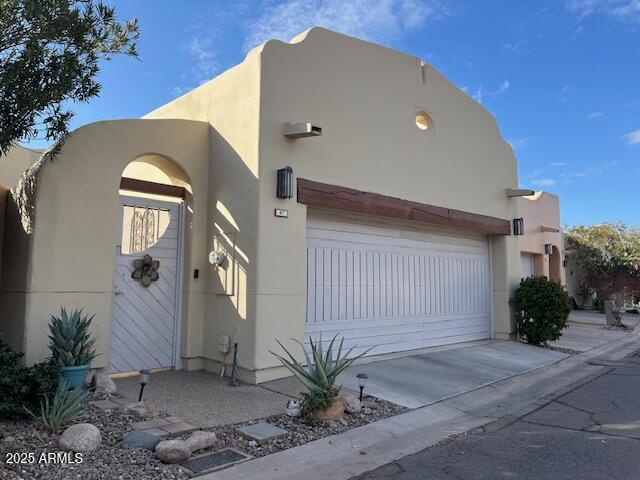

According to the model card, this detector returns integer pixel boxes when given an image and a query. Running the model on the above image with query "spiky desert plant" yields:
[48,307,98,366]
[272,335,372,394]
[25,379,88,432]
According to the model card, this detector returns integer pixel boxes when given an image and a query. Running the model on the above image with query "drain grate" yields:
[180,448,249,474]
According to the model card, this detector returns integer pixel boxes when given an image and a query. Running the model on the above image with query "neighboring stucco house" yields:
[517,192,565,285]
[2,28,534,383]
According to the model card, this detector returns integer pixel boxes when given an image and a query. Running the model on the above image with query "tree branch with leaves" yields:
[565,223,640,310]
[0,0,139,156]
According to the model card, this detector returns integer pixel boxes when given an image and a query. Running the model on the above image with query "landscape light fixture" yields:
[513,218,524,236]
[356,373,369,402]
[277,166,294,199]
[138,369,152,402]
[545,243,553,255]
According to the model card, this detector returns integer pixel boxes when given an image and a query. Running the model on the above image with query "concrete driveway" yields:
[550,311,639,353]
[337,341,568,408]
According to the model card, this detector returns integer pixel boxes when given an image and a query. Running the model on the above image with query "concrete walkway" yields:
[201,320,640,480]
[114,370,295,427]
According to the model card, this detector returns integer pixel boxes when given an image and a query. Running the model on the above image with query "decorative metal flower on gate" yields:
[132,254,160,287]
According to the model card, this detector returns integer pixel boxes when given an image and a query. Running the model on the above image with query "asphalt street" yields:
[353,354,640,480]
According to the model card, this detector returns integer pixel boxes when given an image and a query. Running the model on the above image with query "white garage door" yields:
[305,218,492,357]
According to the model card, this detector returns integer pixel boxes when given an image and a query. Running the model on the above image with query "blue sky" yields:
[27,0,640,227]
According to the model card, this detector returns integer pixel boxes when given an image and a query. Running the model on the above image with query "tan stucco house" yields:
[517,192,565,284]
[2,28,544,383]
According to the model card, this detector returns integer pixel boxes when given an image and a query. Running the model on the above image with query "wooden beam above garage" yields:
[297,178,512,235]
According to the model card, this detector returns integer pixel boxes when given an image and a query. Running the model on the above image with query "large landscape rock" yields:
[341,394,362,414]
[314,398,345,422]
[185,431,217,453]
[155,439,191,464]
[58,423,101,453]
[120,401,158,419]
[93,373,117,394]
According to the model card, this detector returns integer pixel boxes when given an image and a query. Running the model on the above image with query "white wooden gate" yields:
[109,195,183,373]
[305,218,492,357]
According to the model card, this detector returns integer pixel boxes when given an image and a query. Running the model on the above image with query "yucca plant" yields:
[272,335,372,400]
[25,378,88,432]
[48,307,98,366]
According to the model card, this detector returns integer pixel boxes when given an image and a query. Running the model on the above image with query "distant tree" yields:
[0,0,139,156]
[565,223,640,309]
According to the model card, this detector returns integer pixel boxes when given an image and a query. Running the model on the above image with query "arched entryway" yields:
[549,245,561,283]
[109,154,192,373]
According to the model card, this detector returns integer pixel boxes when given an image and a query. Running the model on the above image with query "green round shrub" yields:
[511,276,571,345]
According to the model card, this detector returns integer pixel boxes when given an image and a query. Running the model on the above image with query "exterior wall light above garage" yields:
[506,188,535,197]
[283,122,322,138]
[513,217,524,236]
[277,166,294,198]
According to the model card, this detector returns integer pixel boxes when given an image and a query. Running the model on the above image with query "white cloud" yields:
[550,161,568,167]
[624,129,640,145]
[557,85,571,103]
[502,39,526,52]
[243,0,451,50]
[586,111,605,119]
[473,80,510,104]
[508,137,535,150]
[566,0,640,24]
[564,160,617,178]
[531,178,557,187]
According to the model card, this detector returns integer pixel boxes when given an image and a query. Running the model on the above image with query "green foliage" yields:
[25,358,62,405]
[272,335,372,414]
[0,337,61,419]
[0,336,29,418]
[25,378,88,432]
[48,307,98,366]
[0,0,140,155]
[301,389,334,419]
[566,223,640,306]
[511,276,572,346]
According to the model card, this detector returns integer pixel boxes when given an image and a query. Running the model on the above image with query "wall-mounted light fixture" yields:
[284,122,322,138]
[277,166,294,199]
[513,218,524,236]
[545,243,553,255]
[506,188,535,197]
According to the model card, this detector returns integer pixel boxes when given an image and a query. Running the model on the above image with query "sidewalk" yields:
[201,321,640,480]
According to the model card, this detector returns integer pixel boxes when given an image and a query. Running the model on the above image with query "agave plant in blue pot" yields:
[48,308,98,390]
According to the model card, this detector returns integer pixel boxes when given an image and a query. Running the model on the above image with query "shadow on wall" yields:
[203,124,258,379]
[0,184,29,353]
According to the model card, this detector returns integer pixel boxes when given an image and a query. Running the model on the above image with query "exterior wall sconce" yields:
[513,218,524,236]
[506,188,535,197]
[545,243,553,255]
[283,122,322,138]
[277,166,294,199]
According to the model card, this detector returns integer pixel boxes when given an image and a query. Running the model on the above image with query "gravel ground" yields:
[0,400,188,480]
[0,394,407,479]
[179,396,409,459]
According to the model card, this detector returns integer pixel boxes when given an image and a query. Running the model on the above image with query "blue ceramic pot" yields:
[62,364,90,390]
